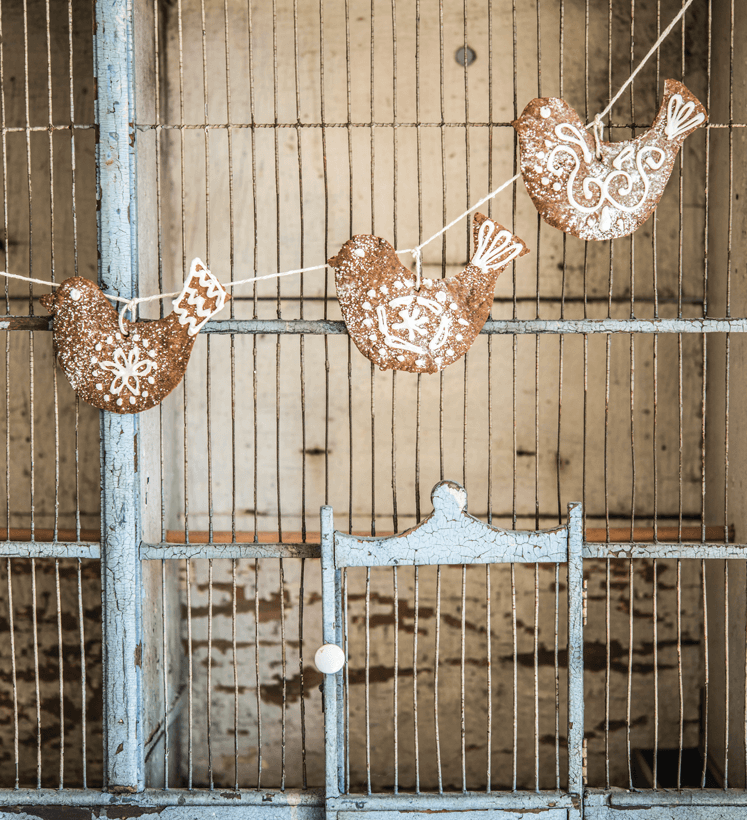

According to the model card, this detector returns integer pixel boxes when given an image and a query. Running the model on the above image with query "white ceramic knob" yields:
[314,644,345,674]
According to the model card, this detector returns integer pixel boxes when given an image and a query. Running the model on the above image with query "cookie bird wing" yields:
[513,79,706,240]
[40,258,228,414]
[329,213,528,374]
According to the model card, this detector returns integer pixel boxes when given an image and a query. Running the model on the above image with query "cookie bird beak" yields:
[39,292,56,313]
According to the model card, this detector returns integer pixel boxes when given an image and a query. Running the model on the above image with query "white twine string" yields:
[592,114,605,160]
[0,0,698,315]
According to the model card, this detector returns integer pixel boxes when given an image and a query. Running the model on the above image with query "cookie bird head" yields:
[39,276,105,321]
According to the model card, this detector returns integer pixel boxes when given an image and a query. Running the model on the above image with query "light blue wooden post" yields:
[321,505,343,800]
[566,502,584,804]
[94,0,143,792]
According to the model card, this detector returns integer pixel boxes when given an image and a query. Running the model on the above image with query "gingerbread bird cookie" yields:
[513,79,707,240]
[329,214,529,374]
[40,259,228,413]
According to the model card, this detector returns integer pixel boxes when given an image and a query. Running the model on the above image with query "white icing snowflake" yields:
[392,306,429,341]
[101,346,156,397]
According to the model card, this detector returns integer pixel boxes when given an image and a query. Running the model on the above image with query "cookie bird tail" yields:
[654,79,707,141]
[454,213,529,298]
[170,258,229,336]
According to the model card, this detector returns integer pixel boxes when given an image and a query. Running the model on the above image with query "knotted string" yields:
[592,114,604,160]
[412,247,423,291]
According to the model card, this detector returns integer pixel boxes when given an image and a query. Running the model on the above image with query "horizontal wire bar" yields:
[0,539,743,561]
[0,788,324,807]
[588,789,747,808]
[0,541,99,558]
[202,317,747,335]
[131,120,747,131]
[11,314,743,336]
[0,124,95,132]
[585,542,747,560]
[328,792,578,810]
[141,542,319,559]
[2,788,747,809]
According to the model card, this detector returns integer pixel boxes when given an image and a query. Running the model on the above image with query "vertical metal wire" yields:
[320,0,331,510]
[461,564,467,792]
[220,0,240,791]
[702,0,712,791]
[207,559,214,788]
[555,0,565,792]
[438,0,446,483]
[197,0,216,783]
[77,558,86,788]
[298,557,307,789]
[393,564,399,793]
[677,559,683,788]
[486,564,492,793]
[365,567,371,793]
[486,0,495,790]
[176,0,190,551]
[724,0,735,788]
[509,0,519,785]
[702,558,709,788]
[162,559,169,789]
[343,568,350,792]
[413,566,420,793]
[627,557,634,790]
[534,563,540,792]
[243,1,261,789]
[279,558,287,790]
[461,0,470,492]
[604,557,611,788]
[186,558,194,789]
[31,558,41,788]
[232,559,238,790]
[254,557,262,789]
[269,15,288,783]
[434,566,442,793]
[6,559,19,789]
[368,0,377,547]
[390,0,398,535]
[56,558,65,787]
[652,554,659,789]
[511,563,517,791]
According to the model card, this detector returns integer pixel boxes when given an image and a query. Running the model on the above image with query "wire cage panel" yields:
[0,0,99,542]
[341,561,573,793]
[144,556,325,790]
[0,557,102,790]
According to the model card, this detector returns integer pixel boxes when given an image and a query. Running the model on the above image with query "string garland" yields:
[0,0,696,319]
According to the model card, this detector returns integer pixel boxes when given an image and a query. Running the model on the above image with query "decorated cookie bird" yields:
[512,79,707,241]
[40,259,228,413]
[328,213,529,374]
